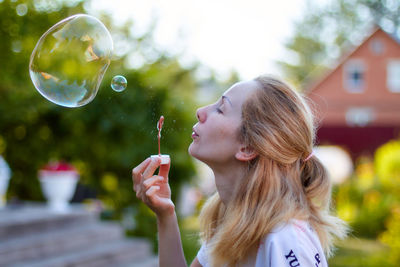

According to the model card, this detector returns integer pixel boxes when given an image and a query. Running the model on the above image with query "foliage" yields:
[362,0,400,32]
[377,140,400,265]
[334,156,394,238]
[278,0,400,88]
[375,140,400,189]
[0,0,206,245]
[334,140,400,238]
[328,237,391,267]
[380,207,400,265]
[331,139,400,264]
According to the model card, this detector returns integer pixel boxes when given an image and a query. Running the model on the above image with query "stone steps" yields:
[0,205,96,240]
[12,239,154,267]
[0,204,158,267]
[0,222,123,265]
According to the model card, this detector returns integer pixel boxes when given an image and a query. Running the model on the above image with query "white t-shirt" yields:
[197,219,327,267]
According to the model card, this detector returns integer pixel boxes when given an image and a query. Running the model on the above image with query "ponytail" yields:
[301,155,330,209]
[300,155,349,256]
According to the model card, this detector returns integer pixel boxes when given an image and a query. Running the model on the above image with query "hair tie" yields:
[304,151,314,162]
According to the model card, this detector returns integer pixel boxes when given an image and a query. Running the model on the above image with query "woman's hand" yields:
[132,157,175,218]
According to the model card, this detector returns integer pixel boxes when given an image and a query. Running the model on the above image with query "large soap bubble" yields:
[29,14,113,107]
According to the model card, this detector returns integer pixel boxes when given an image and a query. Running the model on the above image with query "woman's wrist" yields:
[157,209,177,227]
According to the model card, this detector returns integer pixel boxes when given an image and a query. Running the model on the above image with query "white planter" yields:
[0,157,11,209]
[0,176,10,209]
[39,170,79,213]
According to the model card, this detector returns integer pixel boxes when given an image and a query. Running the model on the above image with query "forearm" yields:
[157,212,187,267]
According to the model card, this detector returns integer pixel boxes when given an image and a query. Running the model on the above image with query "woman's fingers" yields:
[138,175,163,199]
[132,158,151,188]
[146,185,160,198]
[143,185,162,207]
[158,161,170,182]
[132,157,171,213]
[143,175,163,190]
[139,185,159,203]
[142,157,161,179]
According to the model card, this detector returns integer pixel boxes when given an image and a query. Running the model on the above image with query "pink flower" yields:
[40,161,77,172]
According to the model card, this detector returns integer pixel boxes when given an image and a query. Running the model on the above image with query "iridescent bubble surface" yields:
[111,75,127,92]
[29,14,113,107]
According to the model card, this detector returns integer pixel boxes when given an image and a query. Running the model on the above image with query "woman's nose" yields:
[196,106,207,123]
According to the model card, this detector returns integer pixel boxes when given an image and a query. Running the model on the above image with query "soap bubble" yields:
[111,75,127,92]
[29,14,113,107]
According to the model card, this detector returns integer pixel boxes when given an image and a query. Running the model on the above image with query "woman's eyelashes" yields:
[212,98,224,114]
[215,102,224,114]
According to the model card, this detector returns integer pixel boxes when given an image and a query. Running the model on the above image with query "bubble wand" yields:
[157,115,164,156]
[151,116,170,165]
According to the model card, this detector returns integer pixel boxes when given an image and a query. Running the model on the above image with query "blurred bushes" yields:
[376,140,400,265]
[375,140,400,189]
[333,139,400,265]
[380,207,400,264]
[335,156,392,238]
[0,0,211,248]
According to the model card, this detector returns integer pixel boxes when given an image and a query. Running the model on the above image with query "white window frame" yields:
[345,107,375,127]
[343,59,366,93]
[387,59,400,93]
[369,38,385,55]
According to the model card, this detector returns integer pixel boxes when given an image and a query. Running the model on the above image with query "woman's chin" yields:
[188,143,195,157]
[188,144,203,161]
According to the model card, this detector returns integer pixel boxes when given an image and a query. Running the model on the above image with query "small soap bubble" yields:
[29,14,113,107]
[111,75,127,92]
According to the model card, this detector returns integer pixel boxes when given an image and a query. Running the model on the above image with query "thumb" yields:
[158,160,171,181]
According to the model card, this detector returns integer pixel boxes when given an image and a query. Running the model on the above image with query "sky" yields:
[87,0,308,80]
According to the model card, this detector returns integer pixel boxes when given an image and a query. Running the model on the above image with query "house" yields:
[306,27,400,160]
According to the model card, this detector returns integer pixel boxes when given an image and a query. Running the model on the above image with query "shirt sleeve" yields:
[256,223,327,267]
[257,237,297,267]
[196,243,208,267]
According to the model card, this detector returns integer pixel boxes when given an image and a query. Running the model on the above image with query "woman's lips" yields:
[191,128,199,139]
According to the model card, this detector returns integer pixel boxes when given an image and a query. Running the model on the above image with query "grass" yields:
[328,237,392,267]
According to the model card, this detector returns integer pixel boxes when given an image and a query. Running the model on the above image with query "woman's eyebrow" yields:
[222,95,233,107]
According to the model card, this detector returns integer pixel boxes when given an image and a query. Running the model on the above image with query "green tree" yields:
[0,0,205,246]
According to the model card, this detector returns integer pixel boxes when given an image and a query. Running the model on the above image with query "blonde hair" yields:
[198,75,348,266]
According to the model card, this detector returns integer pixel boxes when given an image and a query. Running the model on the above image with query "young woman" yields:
[132,75,348,267]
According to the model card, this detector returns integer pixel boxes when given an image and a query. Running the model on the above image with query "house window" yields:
[369,38,385,55]
[345,107,375,127]
[343,60,366,93]
[387,60,400,93]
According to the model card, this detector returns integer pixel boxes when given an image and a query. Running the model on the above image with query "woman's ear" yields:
[235,145,258,162]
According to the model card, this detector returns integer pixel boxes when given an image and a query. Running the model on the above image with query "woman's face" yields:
[188,80,259,166]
